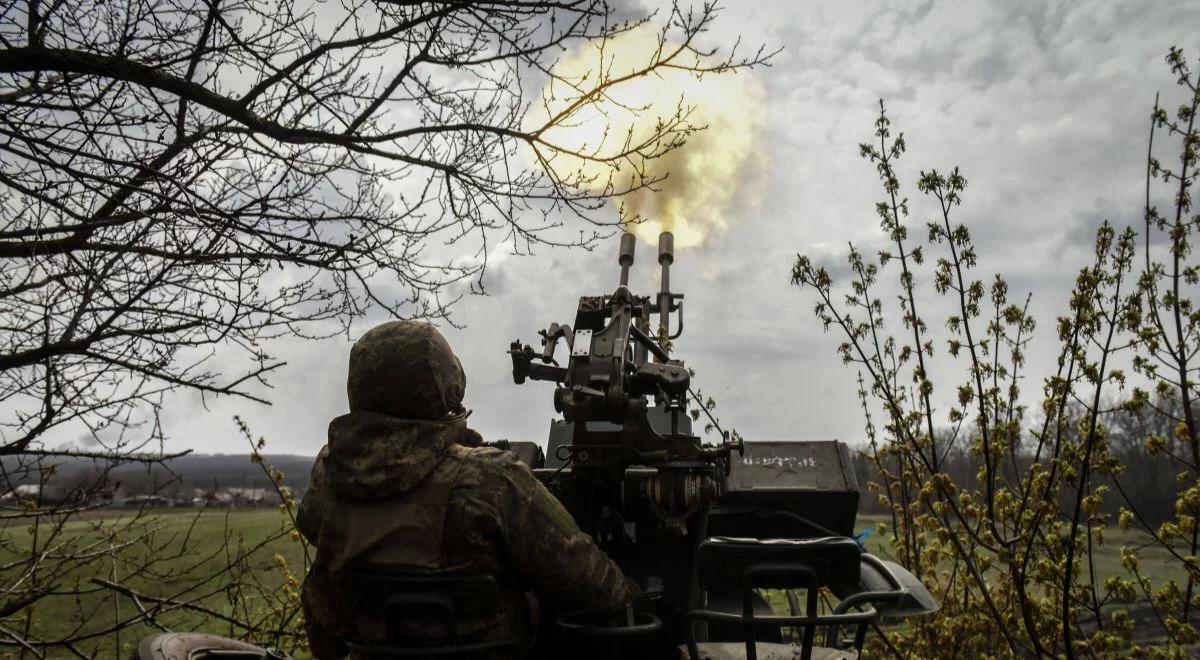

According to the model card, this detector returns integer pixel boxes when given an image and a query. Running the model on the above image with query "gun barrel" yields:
[657,232,674,352]
[618,233,635,286]
[657,231,674,266]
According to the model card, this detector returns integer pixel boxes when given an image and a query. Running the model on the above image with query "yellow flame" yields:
[531,26,765,249]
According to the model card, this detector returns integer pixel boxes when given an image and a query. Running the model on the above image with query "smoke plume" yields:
[532,26,766,249]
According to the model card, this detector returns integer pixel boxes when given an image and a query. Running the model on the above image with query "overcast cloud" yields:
[143,0,1199,456]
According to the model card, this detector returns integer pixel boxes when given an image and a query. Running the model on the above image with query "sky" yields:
[148,0,1200,457]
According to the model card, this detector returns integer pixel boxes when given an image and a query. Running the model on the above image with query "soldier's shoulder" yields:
[307,445,331,485]
[446,444,522,467]
[445,444,532,484]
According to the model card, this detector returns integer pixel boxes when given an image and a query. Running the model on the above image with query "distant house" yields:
[192,488,233,508]
[185,486,281,508]
[1,484,68,505]
[122,494,173,509]
[100,484,133,507]
[224,487,280,507]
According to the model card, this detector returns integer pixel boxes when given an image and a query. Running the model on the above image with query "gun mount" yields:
[504,230,937,660]
[509,231,738,535]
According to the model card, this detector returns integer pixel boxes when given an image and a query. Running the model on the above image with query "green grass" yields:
[0,507,308,658]
[2,509,1186,657]
[851,514,1188,590]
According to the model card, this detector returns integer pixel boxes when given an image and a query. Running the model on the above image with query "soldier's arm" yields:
[493,459,639,612]
[297,446,331,544]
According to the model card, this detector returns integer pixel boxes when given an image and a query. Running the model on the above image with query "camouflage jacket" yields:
[297,411,638,659]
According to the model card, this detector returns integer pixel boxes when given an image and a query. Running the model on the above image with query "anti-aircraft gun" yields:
[132,231,936,660]
[508,231,734,536]
[507,230,728,653]
[508,231,939,660]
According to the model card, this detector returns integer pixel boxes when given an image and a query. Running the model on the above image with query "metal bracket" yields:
[572,329,592,357]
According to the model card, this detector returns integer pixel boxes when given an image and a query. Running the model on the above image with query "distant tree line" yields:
[853,395,1195,527]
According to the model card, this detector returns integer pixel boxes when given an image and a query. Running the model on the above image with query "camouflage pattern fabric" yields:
[459,426,484,448]
[299,321,638,659]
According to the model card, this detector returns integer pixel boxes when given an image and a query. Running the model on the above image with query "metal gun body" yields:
[505,231,876,655]
[508,232,730,631]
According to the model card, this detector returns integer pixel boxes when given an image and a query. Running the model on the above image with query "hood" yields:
[324,411,466,499]
[346,320,466,420]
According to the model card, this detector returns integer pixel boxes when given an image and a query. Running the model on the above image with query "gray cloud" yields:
[35,0,1197,456]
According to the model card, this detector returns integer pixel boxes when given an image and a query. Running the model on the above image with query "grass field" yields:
[851,514,1188,590]
[1,509,1185,658]
[0,507,308,658]
[839,515,1188,646]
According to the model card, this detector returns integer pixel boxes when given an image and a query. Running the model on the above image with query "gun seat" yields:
[682,534,940,660]
[684,536,873,660]
[339,572,521,658]
[696,536,861,590]
[678,642,857,660]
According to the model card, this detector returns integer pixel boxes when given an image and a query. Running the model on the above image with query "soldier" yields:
[297,320,639,658]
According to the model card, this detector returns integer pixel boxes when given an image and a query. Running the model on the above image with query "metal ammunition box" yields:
[710,440,860,538]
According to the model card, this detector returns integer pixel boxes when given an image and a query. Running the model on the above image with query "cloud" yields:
[33,0,1197,456]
